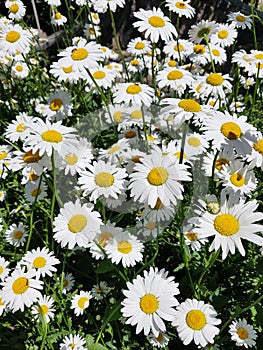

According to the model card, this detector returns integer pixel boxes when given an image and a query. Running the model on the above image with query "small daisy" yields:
[232,49,254,72]
[188,19,218,44]
[45,90,73,122]
[5,223,28,247]
[1,267,43,312]
[11,61,29,79]
[99,139,129,161]
[141,198,176,223]
[113,82,154,106]
[4,112,32,142]
[49,61,81,83]
[0,256,10,281]
[147,331,170,348]
[127,37,152,55]
[31,295,55,323]
[165,0,195,18]
[24,179,48,203]
[163,39,193,61]
[199,72,233,98]
[210,44,227,65]
[156,67,194,94]
[194,192,263,260]
[229,318,257,348]
[62,272,75,293]
[202,147,235,177]
[91,281,109,300]
[172,298,221,347]
[71,290,92,316]
[227,11,252,29]
[92,0,125,13]
[183,224,208,251]
[87,65,115,89]
[53,199,102,249]
[59,334,86,350]
[21,247,60,279]
[189,44,210,65]
[0,190,5,202]
[51,12,67,26]
[133,7,177,43]
[127,57,144,74]
[247,131,263,170]
[211,23,238,47]
[6,0,26,20]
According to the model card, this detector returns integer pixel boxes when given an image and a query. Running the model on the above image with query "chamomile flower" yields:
[229,319,257,348]
[199,72,233,98]
[165,0,195,18]
[148,331,170,348]
[127,37,152,55]
[1,267,43,312]
[113,82,154,106]
[91,281,109,300]
[188,20,218,44]
[156,67,194,94]
[53,199,102,249]
[71,291,92,316]
[0,256,10,281]
[211,23,238,47]
[5,222,28,247]
[59,334,86,350]
[121,267,180,336]
[129,151,191,208]
[31,295,55,323]
[227,11,252,29]
[194,193,263,260]
[0,23,33,55]
[133,7,177,43]
[172,298,221,347]
[21,247,60,279]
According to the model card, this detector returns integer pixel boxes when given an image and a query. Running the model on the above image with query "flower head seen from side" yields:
[147,331,170,348]
[133,7,177,43]
[188,20,218,44]
[172,298,221,347]
[31,295,56,323]
[229,318,257,348]
[194,192,263,260]
[71,290,92,316]
[121,267,180,336]
[1,267,43,312]
[227,11,252,29]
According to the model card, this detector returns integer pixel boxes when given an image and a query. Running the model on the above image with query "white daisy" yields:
[71,290,92,316]
[127,37,152,55]
[147,331,170,348]
[31,295,55,323]
[156,67,194,94]
[0,256,10,281]
[24,178,48,203]
[188,19,218,44]
[199,72,233,99]
[165,0,195,18]
[163,39,193,61]
[59,334,86,350]
[6,0,26,20]
[211,23,238,47]
[11,61,29,78]
[91,281,109,300]
[87,65,115,89]
[113,82,154,106]
[62,272,75,293]
[229,318,257,348]
[51,12,67,26]
[92,0,125,13]
[183,224,208,251]
[247,131,263,170]
[0,23,33,55]
[227,11,252,29]
[5,222,28,247]
[4,112,33,142]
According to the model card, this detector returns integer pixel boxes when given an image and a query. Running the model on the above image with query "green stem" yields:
[251,6,258,50]
[197,249,220,289]
[204,35,216,73]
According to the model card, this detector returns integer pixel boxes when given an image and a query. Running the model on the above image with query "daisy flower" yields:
[53,199,102,249]
[133,7,177,43]
[199,72,233,99]
[165,0,195,18]
[4,112,32,142]
[211,23,238,47]
[31,295,55,323]
[156,67,194,94]
[0,23,33,55]
[247,131,263,170]
[189,44,210,65]
[0,295,6,316]
[45,90,73,122]
[91,281,109,300]
[147,331,170,348]
[210,44,227,65]
[5,222,28,247]
[121,267,180,336]
[188,19,218,44]
[99,138,129,161]
[92,0,125,13]
[49,61,81,83]
[24,118,78,157]
[6,0,26,20]
[129,151,191,208]
[113,82,154,106]
[87,65,115,89]
[0,256,10,281]
[173,298,221,347]
[227,11,252,29]
[141,199,176,223]
[71,290,92,316]
[232,49,254,72]
[44,0,61,5]
[127,37,152,55]
[127,57,144,74]
[62,272,75,293]
[24,179,48,203]
[194,193,263,260]
[183,225,208,252]
[51,12,67,26]
[1,267,43,312]
[229,318,257,348]
[78,160,127,202]
[163,39,193,61]
[59,334,86,350]
[0,190,6,202]
[21,247,60,279]
[202,147,235,177]
[11,61,29,79]
[105,232,144,267]
[202,111,256,156]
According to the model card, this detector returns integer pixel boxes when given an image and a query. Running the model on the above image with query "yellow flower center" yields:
[49,98,63,111]
[215,158,229,170]
[117,240,132,254]
[130,110,142,119]
[135,42,145,50]
[33,257,46,269]
[0,297,5,306]
[68,214,87,233]
[186,310,206,330]
[174,43,184,52]
[186,232,198,241]
[55,13,62,20]
[89,28,95,35]
[194,44,205,54]
[214,214,239,236]
[113,111,124,123]
[230,173,245,187]
[255,53,263,60]
[0,266,3,275]
[38,304,48,315]
[237,327,248,340]
[23,150,43,163]
[175,2,187,9]
[126,84,142,94]
[131,59,139,66]
[221,122,242,140]
[14,230,23,239]
[16,123,26,132]
[29,171,38,181]
[153,198,163,209]
[62,65,73,73]
[95,172,114,187]
[256,62,263,69]
[10,4,19,13]
[12,277,29,294]
[236,15,246,22]
[125,130,136,138]
[78,297,89,309]
[218,29,228,39]
[148,16,165,28]
[108,145,120,154]
[155,333,164,342]
[212,49,220,56]
[31,188,41,197]
[65,153,78,165]
[187,136,201,147]
[168,60,177,67]
[174,152,186,159]
[71,48,88,61]
[253,139,263,155]
[63,279,68,287]
[178,99,201,112]
[93,70,106,79]
[0,151,7,160]
[147,167,168,186]
[146,222,156,230]
[140,294,159,314]
[167,70,183,80]
[16,65,23,71]
[206,73,224,86]
[98,232,113,247]
[6,30,20,43]
[70,344,75,349]
[41,130,63,143]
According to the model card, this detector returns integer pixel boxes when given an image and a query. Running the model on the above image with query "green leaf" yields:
[95,259,115,274]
